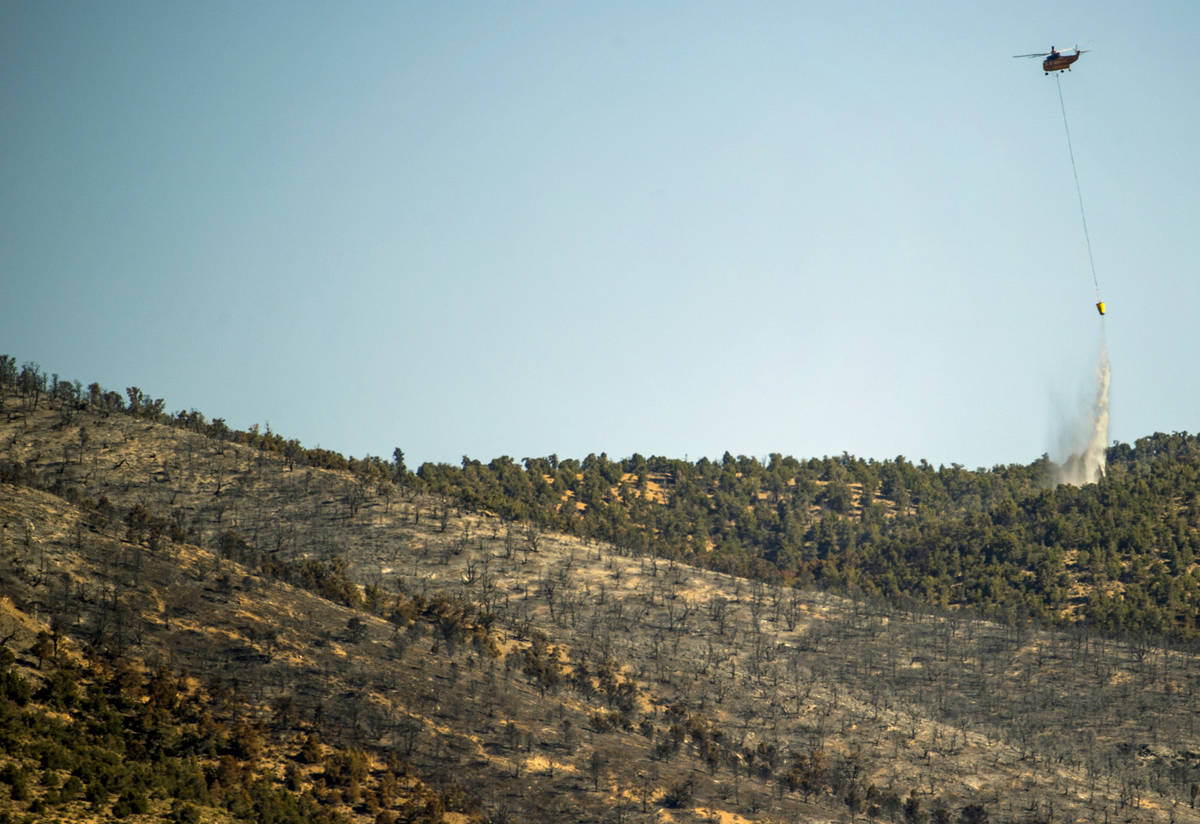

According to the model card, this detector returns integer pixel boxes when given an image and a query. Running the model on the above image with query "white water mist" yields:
[1052,327,1110,486]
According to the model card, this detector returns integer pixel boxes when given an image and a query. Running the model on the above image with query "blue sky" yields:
[3,1,1197,470]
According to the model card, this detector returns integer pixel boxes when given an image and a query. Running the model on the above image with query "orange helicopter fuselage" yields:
[1043,52,1081,72]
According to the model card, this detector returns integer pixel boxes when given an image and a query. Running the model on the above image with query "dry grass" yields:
[3,394,1200,822]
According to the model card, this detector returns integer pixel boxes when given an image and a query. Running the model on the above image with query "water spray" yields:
[1053,328,1110,486]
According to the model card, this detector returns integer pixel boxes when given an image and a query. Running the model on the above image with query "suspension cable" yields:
[1056,74,1101,300]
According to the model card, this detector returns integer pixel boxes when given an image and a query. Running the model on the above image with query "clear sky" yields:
[3,1,1197,471]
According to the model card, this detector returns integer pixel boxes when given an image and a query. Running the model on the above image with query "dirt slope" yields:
[2,390,1199,822]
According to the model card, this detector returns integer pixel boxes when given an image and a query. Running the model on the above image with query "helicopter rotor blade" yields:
[1013,52,1050,58]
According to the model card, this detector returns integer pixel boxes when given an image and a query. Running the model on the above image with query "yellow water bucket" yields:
[1096,300,1106,316]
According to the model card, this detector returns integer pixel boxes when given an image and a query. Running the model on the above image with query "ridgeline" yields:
[2,354,1199,823]
[5,355,1196,642]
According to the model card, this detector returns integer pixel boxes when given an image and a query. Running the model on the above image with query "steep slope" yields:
[0,482,490,823]
[1,367,1199,822]
[416,441,1200,639]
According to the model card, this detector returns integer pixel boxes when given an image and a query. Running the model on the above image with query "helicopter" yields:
[1013,45,1088,74]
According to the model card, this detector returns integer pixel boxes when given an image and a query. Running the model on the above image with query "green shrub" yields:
[0,763,29,801]
[112,787,151,817]
[170,800,202,824]
[60,774,84,802]
[0,669,31,706]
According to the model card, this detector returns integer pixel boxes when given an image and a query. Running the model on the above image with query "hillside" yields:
[415,443,1200,641]
[1,359,1199,822]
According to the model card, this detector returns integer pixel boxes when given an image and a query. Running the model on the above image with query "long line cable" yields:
[1056,74,1101,300]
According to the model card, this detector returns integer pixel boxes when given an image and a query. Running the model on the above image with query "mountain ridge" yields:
[1,355,1198,822]
[5,355,1197,642]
